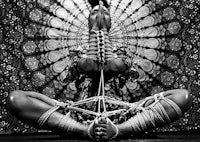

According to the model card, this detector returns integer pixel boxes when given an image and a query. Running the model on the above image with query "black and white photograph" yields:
[0,0,200,141]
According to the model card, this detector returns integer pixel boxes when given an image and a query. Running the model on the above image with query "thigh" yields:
[7,91,58,125]
[163,89,192,113]
[130,89,191,121]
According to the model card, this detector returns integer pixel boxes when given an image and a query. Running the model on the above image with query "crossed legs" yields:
[7,89,192,141]
[89,89,192,141]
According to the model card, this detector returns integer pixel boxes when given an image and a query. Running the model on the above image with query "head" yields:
[89,0,111,32]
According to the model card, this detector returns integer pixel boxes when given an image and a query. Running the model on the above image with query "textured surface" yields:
[1,131,200,142]
[0,0,200,134]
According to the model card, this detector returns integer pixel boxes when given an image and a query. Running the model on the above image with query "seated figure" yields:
[7,1,192,141]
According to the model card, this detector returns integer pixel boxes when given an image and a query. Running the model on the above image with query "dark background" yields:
[0,0,200,134]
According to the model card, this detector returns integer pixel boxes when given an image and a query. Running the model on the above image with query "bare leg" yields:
[93,89,192,140]
[116,89,192,137]
[6,90,88,138]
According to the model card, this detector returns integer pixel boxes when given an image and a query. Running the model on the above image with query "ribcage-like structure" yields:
[23,0,183,104]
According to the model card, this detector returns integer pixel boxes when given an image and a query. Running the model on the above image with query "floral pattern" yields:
[0,0,200,133]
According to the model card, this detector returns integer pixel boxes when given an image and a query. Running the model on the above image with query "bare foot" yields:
[87,117,118,141]
[98,117,118,141]
[88,119,101,141]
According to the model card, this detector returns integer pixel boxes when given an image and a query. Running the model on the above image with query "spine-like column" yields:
[87,30,98,61]
[87,29,117,66]
[97,30,105,65]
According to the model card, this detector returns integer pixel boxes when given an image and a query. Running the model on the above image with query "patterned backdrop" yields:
[0,0,200,134]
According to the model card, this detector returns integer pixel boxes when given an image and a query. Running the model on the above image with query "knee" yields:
[7,90,27,113]
[167,89,192,113]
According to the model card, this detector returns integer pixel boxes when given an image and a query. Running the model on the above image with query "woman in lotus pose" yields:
[7,1,192,141]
